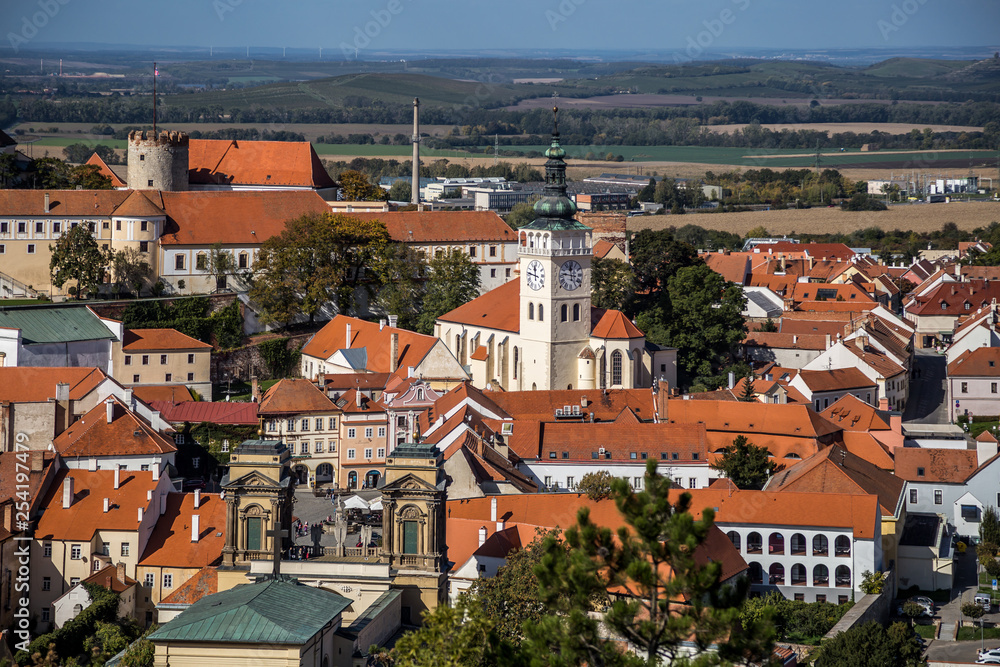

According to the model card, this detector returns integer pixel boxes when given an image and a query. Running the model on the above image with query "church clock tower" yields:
[518,107,593,391]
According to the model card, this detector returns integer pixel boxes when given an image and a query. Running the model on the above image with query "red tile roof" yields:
[83,564,136,593]
[703,253,751,285]
[301,315,439,380]
[85,153,127,187]
[794,368,877,393]
[437,279,520,333]
[132,385,194,403]
[839,432,895,470]
[526,421,708,462]
[122,328,212,351]
[158,190,331,246]
[0,367,106,403]
[592,239,623,259]
[0,452,54,514]
[341,210,515,243]
[667,399,840,439]
[35,469,160,542]
[742,332,828,350]
[591,309,644,340]
[113,190,164,217]
[487,388,654,422]
[151,400,259,425]
[259,379,337,414]
[159,566,218,606]
[822,394,891,431]
[0,190,131,216]
[893,448,978,483]
[753,242,855,261]
[139,492,226,568]
[907,280,1000,317]
[948,347,1000,377]
[54,396,176,458]
[470,345,489,361]
[187,139,335,188]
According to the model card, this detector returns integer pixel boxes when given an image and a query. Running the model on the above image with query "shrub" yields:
[577,470,615,501]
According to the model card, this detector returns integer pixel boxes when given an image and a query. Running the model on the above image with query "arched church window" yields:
[561,304,568,322]
[528,303,534,320]
[538,304,544,321]
[573,303,580,321]
[513,347,518,380]
[611,350,623,386]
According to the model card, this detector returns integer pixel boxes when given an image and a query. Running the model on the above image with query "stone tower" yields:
[517,107,593,391]
[380,439,447,624]
[127,129,189,191]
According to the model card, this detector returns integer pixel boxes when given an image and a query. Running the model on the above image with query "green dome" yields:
[534,195,576,218]
[545,140,565,159]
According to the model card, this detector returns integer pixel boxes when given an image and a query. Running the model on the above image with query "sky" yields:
[5,0,999,55]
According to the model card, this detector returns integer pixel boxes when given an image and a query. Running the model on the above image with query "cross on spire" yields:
[266,525,289,577]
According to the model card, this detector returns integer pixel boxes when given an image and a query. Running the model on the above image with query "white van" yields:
[975,594,993,611]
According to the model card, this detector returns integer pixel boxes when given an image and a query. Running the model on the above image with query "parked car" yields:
[896,597,934,617]
[976,594,994,612]
[976,658,1000,665]
[979,648,1000,659]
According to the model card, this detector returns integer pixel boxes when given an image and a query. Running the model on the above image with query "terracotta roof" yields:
[341,210,514,243]
[85,153,126,187]
[0,452,53,513]
[846,344,905,379]
[424,381,509,425]
[839,431,895,470]
[158,190,331,246]
[159,566,218,606]
[302,315,439,380]
[139,492,227,568]
[593,239,622,259]
[132,385,194,403]
[528,421,708,461]
[753,242,855,261]
[470,345,489,361]
[122,328,212,351]
[187,139,335,188]
[259,378,337,414]
[948,347,1000,377]
[487,388,654,422]
[742,332,828,350]
[893,448,978,483]
[667,399,841,439]
[777,319,846,337]
[790,282,875,305]
[794,368,877,393]
[448,488,878,541]
[767,445,904,516]
[961,266,1000,282]
[822,394,891,431]
[0,367,106,403]
[151,400,259,425]
[54,396,176,458]
[321,373,392,392]
[590,309,644,340]
[0,190,130,216]
[35,469,159,542]
[83,564,136,593]
[976,430,999,444]
[437,279,520,333]
[703,253,751,285]
[907,280,1000,317]
[334,388,386,415]
[113,190,164,217]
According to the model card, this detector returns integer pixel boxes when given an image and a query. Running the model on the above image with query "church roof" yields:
[591,309,644,340]
[148,578,351,645]
[113,190,165,217]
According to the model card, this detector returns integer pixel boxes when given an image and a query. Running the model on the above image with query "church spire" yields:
[524,106,588,231]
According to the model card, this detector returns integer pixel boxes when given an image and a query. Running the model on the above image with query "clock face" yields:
[559,260,583,291]
[526,260,545,291]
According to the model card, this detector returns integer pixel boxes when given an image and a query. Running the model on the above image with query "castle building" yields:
[434,109,676,392]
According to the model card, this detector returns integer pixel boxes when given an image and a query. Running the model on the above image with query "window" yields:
[35,222,43,233]
[365,427,373,438]
[301,418,310,431]
[315,441,323,453]
[175,254,185,271]
[814,564,829,586]
[634,477,643,489]
[187,372,194,381]
[348,428,356,438]
[301,442,309,455]
[561,304,568,322]
[629,452,637,460]
[102,542,110,556]
[238,252,248,269]
[196,253,207,270]
[141,355,149,365]
[688,478,697,489]
[469,246,477,258]
[288,442,296,455]
[993,382,998,394]
[364,448,373,459]
[159,354,167,365]
[727,531,741,551]
[816,594,827,603]
[140,221,148,232]
[139,241,148,253]
[528,303,534,320]
[544,475,552,488]
[121,542,130,556]
[378,426,386,438]
[611,350,623,386]
[41,608,50,623]
[489,245,497,257]
[0,245,4,254]
[163,574,173,588]
[791,564,807,586]
[43,542,51,557]
[768,532,785,555]
[329,417,337,430]
[962,504,980,521]
[768,563,785,585]
[791,533,807,555]
[538,304,544,321]
[148,179,154,187]
[506,268,511,278]
[0,222,6,233]
[573,303,580,321]
[934,490,943,505]
[835,565,851,587]
[164,373,172,382]
[124,355,132,366]
[962,382,968,393]
[909,489,918,504]
[17,222,25,233]
[132,374,140,383]
[347,448,356,459]
[42,577,50,591]
[834,535,851,556]
[144,574,154,588]
[71,544,81,559]
[287,419,295,433]
[794,593,805,601]
[26,244,35,254]
[746,532,762,554]
[116,220,122,231]
[917,467,924,477]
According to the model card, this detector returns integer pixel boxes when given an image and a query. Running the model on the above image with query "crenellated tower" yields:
[127,129,189,191]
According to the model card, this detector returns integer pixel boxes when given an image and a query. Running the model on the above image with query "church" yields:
[434,109,676,392]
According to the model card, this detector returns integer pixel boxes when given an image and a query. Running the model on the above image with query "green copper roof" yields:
[528,107,590,232]
[149,578,351,645]
[0,306,116,344]
[389,440,438,459]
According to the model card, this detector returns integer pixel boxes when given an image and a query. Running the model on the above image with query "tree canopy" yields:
[812,621,924,667]
[338,169,388,201]
[49,223,108,298]
[709,435,783,490]
[416,249,480,334]
[590,257,636,312]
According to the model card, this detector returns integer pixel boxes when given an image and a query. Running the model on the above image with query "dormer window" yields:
[917,467,925,477]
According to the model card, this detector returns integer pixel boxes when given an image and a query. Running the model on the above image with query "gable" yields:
[413,339,470,381]
[381,472,438,493]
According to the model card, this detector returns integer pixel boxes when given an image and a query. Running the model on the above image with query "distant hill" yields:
[863,57,972,78]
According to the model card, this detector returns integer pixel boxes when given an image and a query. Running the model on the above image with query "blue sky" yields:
[7,0,998,53]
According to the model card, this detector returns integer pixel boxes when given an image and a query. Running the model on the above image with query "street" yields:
[904,349,950,425]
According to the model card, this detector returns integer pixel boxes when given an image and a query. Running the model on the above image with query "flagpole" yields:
[153,61,157,135]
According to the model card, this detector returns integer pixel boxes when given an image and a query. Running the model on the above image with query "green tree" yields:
[900,601,926,625]
[738,374,757,402]
[109,246,151,297]
[759,318,778,332]
[636,177,656,202]
[0,152,18,187]
[416,249,480,335]
[860,570,885,595]
[628,229,699,310]
[339,169,388,201]
[388,179,412,202]
[206,242,236,291]
[374,244,427,331]
[49,223,108,299]
[524,458,777,666]
[577,470,616,501]
[590,257,636,311]
[981,506,1000,546]
[709,435,782,490]
[504,198,540,229]
[813,621,924,667]
[745,225,770,239]
[250,213,391,324]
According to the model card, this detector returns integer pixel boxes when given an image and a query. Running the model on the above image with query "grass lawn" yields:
[0,298,50,306]
[957,624,1000,641]
[913,624,936,639]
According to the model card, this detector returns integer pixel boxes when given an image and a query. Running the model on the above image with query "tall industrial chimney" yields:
[411,98,420,207]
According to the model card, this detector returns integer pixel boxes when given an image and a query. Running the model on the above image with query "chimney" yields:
[194,489,201,508]
[346,322,352,345]
[103,497,110,513]
[727,372,735,390]
[191,515,200,542]
[152,462,160,481]
[978,436,999,467]
[879,397,889,411]
[124,388,134,409]
[389,314,398,328]
[825,334,831,350]
[44,192,50,213]
[792,335,798,345]
[478,526,487,547]
[490,496,497,523]
[317,371,325,391]
[159,492,167,515]
[656,380,670,422]
[106,397,115,424]
[88,457,97,471]
[114,466,121,490]
[116,561,126,583]
[391,333,399,373]
[380,319,386,331]
[251,376,260,403]
[356,390,362,408]
[137,507,143,523]
[55,382,69,402]
[62,476,74,509]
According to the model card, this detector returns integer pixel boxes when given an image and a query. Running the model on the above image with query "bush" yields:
[576,470,615,501]
[840,193,888,212]
[257,338,300,379]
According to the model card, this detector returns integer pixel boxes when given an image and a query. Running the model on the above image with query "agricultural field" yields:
[703,122,984,134]
[10,122,457,142]
[628,201,1000,237]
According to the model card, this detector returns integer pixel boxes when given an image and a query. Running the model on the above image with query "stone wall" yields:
[88,293,239,323]
[211,332,314,382]
[824,570,893,639]
[126,129,189,192]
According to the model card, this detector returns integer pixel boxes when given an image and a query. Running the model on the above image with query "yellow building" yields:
[111,328,213,401]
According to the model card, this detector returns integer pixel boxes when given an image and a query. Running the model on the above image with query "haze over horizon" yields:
[4,0,998,57]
